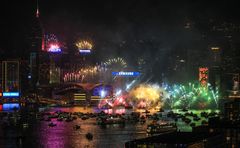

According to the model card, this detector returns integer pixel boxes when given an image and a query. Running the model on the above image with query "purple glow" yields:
[3,103,20,110]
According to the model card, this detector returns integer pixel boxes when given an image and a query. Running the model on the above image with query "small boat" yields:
[74,125,81,130]
[183,118,191,124]
[86,133,93,140]
[81,116,89,120]
[97,116,125,125]
[193,117,201,121]
[65,117,73,122]
[139,116,146,124]
[57,118,63,121]
[48,122,57,127]
[190,123,196,127]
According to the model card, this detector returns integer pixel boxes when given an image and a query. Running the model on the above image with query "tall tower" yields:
[210,47,221,92]
[29,0,45,89]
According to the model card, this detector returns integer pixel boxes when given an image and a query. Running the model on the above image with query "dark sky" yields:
[0,0,239,61]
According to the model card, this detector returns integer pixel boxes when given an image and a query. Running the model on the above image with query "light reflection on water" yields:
[0,107,212,147]
[36,107,147,148]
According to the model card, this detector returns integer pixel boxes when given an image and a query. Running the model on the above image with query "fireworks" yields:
[97,82,220,112]
[63,66,99,83]
[48,44,61,52]
[45,34,62,52]
[104,57,127,70]
[164,82,219,109]
[128,84,164,109]
[76,40,93,50]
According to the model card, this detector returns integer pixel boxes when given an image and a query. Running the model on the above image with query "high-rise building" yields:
[209,47,221,92]
[1,60,21,110]
[29,52,38,89]
[49,58,60,84]
[28,0,44,89]
[2,61,20,93]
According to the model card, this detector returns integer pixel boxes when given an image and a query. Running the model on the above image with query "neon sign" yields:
[3,92,20,97]
[3,103,20,111]
[79,50,91,53]
[112,72,140,76]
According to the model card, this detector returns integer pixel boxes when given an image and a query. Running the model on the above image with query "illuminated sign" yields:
[3,92,20,97]
[3,103,20,111]
[112,72,140,76]
[211,47,220,51]
[199,67,208,87]
[79,50,91,53]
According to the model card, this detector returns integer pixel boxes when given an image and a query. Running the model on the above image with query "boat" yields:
[73,125,81,130]
[65,117,73,122]
[146,122,177,135]
[190,123,196,127]
[57,117,63,121]
[139,116,146,124]
[97,116,125,125]
[81,115,89,120]
[48,122,57,127]
[86,133,93,140]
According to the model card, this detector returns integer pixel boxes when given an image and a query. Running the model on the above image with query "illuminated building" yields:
[194,117,240,148]
[209,46,221,93]
[28,0,44,89]
[29,52,38,89]
[1,60,20,110]
[199,67,208,87]
[2,61,20,93]
[38,52,50,85]
[224,100,240,122]
[49,57,60,84]
[228,74,240,99]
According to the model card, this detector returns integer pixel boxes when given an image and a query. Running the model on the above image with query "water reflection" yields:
[36,107,146,148]
[0,107,212,147]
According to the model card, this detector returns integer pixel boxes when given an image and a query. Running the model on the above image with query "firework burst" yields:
[76,40,93,50]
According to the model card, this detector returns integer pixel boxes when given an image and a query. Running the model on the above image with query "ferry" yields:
[97,116,125,125]
[146,122,177,135]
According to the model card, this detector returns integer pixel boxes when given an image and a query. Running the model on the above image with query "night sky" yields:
[1,0,239,62]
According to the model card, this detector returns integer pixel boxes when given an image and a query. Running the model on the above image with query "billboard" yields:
[112,72,140,77]
[3,103,20,111]
[79,50,91,53]
[2,92,20,97]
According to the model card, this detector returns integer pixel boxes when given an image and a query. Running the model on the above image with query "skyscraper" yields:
[29,0,45,89]
[210,47,221,92]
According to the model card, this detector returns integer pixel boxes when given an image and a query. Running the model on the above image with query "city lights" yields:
[2,1,240,147]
